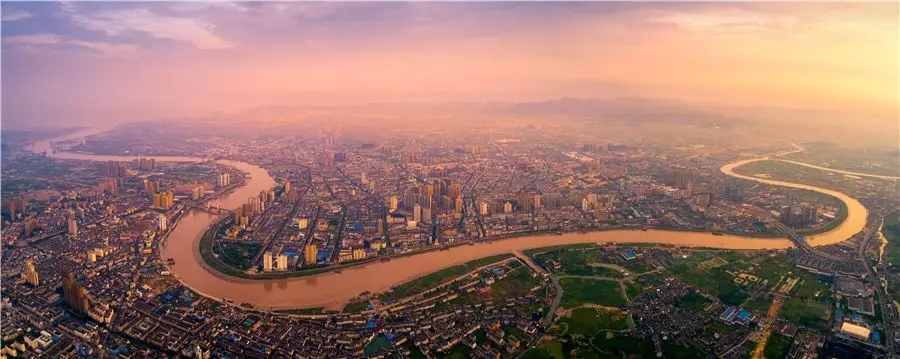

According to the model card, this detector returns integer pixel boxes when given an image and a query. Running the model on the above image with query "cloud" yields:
[60,2,232,50]
[3,33,138,57]
[653,9,797,34]
[3,34,61,45]
[2,8,32,22]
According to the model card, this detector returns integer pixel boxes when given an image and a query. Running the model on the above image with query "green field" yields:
[524,243,597,258]
[625,281,643,300]
[591,332,657,358]
[522,340,566,359]
[274,307,324,315]
[883,211,900,266]
[392,253,514,298]
[667,260,748,306]
[535,249,625,277]
[559,278,626,309]
[454,266,541,304]
[763,332,794,359]
[563,307,629,336]
[780,297,831,329]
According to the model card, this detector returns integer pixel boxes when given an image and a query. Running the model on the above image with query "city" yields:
[1,2,898,359]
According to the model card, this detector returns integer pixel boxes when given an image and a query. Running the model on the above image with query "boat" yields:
[641,227,648,232]
[333,269,343,274]
[468,241,475,246]
[380,257,391,262]
[712,231,724,236]
[223,298,233,303]
[439,246,450,251]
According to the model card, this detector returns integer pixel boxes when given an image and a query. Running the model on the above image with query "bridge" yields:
[769,220,843,262]
[189,203,232,215]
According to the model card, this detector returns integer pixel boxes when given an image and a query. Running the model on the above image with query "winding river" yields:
[31,129,870,310]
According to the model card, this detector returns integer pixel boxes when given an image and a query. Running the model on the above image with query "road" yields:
[862,215,896,356]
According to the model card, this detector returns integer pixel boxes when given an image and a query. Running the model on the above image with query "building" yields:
[504,201,513,214]
[389,196,399,211]
[263,252,273,272]
[284,180,291,194]
[217,173,231,188]
[158,215,167,231]
[22,260,39,286]
[192,186,204,201]
[840,322,871,341]
[413,204,422,223]
[68,218,78,236]
[3,197,27,219]
[298,218,309,230]
[352,248,367,260]
[304,244,318,265]
[61,269,89,315]
[276,254,289,271]
[480,202,489,216]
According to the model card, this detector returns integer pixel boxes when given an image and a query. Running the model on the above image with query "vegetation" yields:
[522,340,566,359]
[342,299,371,313]
[563,307,629,336]
[591,332,656,358]
[215,242,262,270]
[625,280,643,300]
[523,243,596,258]
[780,297,831,329]
[883,211,900,266]
[534,249,625,277]
[674,291,711,312]
[763,332,794,359]
[275,307,324,315]
[559,278,626,309]
[392,253,514,298]
[453,266,541,304]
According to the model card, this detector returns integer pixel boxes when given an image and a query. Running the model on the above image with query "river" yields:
[30,130,868,310]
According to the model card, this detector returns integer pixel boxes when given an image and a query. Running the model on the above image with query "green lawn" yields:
[563,307,629,336]
[523,339,566,359]
[274,307,324,315]
[534,249,624,277]
[392,253,514,298]
[625,281,643,300]
[667,261,748,306]
[780,297,831,329]
[559,278,627,309]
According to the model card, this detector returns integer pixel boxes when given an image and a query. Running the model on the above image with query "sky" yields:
[1,1,898,129]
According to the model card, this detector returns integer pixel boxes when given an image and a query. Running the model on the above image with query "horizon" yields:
[1,1,897,137]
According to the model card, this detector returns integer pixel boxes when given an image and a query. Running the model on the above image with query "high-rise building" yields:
[504,201,513,214]
[304,244,318,265]
[3,197,27,219]
[455,197,464,214]
[389,196,399,211]
[22,260,39,286]
[673,169,692,189]
[284,181,291,194]
[480,202,489,216]
[263,252,273,272]
[192,186,204,201]
[68,218,78,236]
[533,194,542,209]
[61,269,89,315]
[413,204,422,223]
[276,254,289,271]
[217,173,231,188]
[152,193,162,208]
[163,191,174,209]
[298,218,309,230]
[158,214,167,231]
[352,248,366,260]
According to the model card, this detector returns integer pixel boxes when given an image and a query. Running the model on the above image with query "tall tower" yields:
[61,269,89,315]
[304,244,318,265]
[22,260,39,286]
[68,218,78,236]
[158,214,167,231]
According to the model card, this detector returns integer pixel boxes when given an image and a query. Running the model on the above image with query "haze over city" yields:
[2,2,899,359]
[2,2,898,145]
